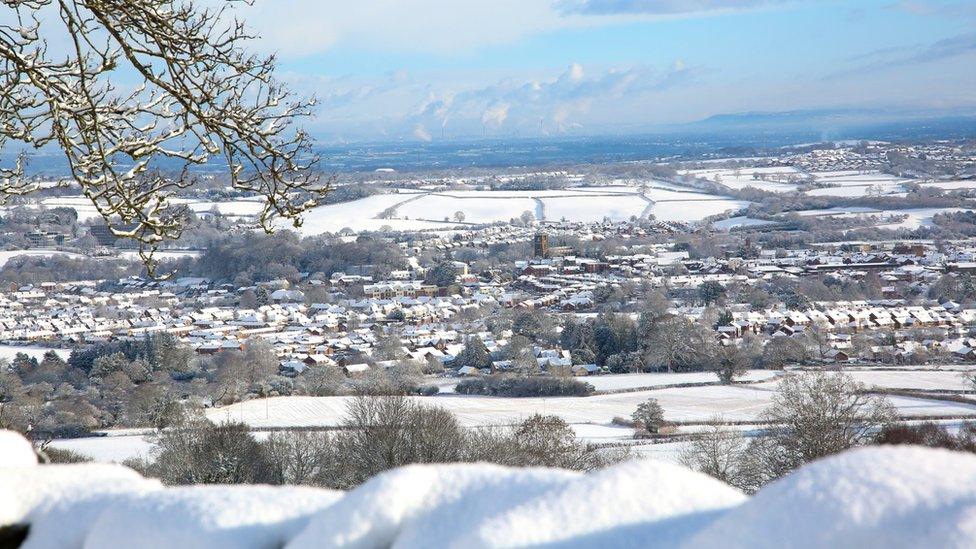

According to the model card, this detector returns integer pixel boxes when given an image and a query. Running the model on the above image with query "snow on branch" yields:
[0,0,330,276]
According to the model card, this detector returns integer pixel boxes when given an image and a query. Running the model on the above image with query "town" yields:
[0,139,973,447]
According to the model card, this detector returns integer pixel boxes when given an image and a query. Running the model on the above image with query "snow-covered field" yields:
[919,180,976,191]
[0,249,86,267]
[680,167,800,193]
[287,187,747,234]
[20,185,749,236]
[804,171,909,197]
[34,196,269,222]
[583,370,779,392]
[203,386,774,429]
[288,193,459,234]
[805,185,905,198]
[679,168,913,198]
[542,194,646,222]
[0,344,71,363]
[647,198,749,223]
[711,216,778,231]
[844,369,975,391]
[792,206,969,230]
[49,434,155,463]
[397,193,539,224]
[205,374,976,431]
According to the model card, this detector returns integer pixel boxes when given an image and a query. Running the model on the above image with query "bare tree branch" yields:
[0,0,330,276]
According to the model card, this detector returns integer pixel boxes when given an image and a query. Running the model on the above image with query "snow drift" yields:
[3,430,976,548]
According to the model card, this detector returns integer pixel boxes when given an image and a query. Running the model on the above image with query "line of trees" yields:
[127,396,627,489]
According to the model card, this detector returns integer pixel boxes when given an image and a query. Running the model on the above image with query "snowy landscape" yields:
[4,0,976,546]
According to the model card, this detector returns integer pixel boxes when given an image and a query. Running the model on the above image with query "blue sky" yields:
[237,0,976,142]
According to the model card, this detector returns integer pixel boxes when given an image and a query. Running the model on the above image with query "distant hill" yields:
[684,108,976,141]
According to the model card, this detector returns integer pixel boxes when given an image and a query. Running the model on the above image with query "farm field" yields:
[918,180,976,191]
[0,249,86,267]
[204,375,976,430]
[10,183,751,237]
[792,206,968,230]
[581,370,779,392]
[0,344,71,362]
[712,216,778,231]
[289,186,748,233]
[50,368,976,464]
[803,170,909,197]
[35,195,269,221]
[680,166,800,193]
[843,369,974,391]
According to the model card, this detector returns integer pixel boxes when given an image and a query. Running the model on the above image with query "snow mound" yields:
[0,463,151,528]
[687,446,976,548]
[5,421,976,549]
[449,458,746,548]
[0,430,36,467]
[85,484,342,549]
[23,488,160,549]
[287,463,580,549]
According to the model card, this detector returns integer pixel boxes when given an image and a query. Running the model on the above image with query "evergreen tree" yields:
[454,337,492,370]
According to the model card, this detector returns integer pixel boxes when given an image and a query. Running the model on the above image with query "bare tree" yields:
[710,344,749,384]
[332,396,466,487]
[761,335,808,369]
[241,337,278,389]
[264,430,334,485]
[145,417,274,485]
[466,414,621,471]
[803,323,833,362]
[748,371,893,486]
[0,0,329,274]
[961,369,976,395]
[680,421,750,490]
[643,314,715,372]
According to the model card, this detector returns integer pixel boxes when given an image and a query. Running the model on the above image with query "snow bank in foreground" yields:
[86,485,342,549]
[0,463,157,541]
[451,459,746,548]
[3,429,976,548]
[0,431,36,467]
[288,463,579,549]
[687,446,976,548]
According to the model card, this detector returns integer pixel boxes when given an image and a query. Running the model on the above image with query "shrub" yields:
[610,416,635,428]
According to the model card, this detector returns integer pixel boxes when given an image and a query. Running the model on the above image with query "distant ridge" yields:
[686,107,976,135]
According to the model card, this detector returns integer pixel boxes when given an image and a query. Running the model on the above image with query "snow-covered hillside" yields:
[286,186,748,235]
[3,430,976,548]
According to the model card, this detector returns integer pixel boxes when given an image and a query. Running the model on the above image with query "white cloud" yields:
[412,124,433,142]
[481,102,511,128]
[241,0,590,57]
[299,60,701,140]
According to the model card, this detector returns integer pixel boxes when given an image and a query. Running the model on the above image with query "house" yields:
[279,360,307,376]
[953,346,976,361]
[824,349,850,363]
[572,363,600,376]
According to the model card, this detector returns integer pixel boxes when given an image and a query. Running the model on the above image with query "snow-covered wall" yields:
[3,430,976,548]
